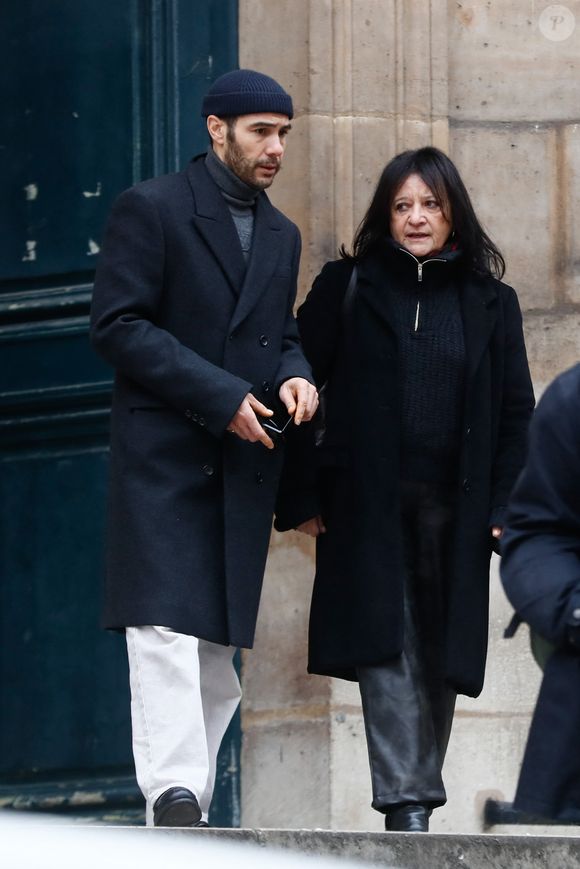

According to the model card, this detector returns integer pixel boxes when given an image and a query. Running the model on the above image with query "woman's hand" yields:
[296,516,327,537]
[492,526,503,540]
[279,377,319,424]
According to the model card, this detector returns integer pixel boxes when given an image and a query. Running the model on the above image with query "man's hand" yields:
[492,526,503,541]
[279,377,318,425]
[227,394,275,449]
[296,516,326,537]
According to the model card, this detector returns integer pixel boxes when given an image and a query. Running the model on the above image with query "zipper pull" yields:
[414,299,420,332]
[417,262,423,282]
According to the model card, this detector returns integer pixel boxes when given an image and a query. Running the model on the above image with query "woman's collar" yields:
[384,235,463,265]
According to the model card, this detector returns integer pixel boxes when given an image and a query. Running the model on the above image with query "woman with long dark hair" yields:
[276,147,534,831]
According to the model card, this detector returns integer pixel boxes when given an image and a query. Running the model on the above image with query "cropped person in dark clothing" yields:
[501,364,580,823]
[276,147,535,832]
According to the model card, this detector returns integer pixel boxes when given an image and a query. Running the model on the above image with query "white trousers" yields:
[125,626,241,826]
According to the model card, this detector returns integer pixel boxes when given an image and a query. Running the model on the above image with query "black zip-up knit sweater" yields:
[380,242,466,485]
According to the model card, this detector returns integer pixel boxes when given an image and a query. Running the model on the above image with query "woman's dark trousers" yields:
[357,481,457,813]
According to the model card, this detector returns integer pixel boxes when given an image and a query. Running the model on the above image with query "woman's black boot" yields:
[385,803,430,832]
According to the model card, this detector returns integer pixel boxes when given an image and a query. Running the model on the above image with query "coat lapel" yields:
[460,274,498,379]
[186,158,246,296]
[229,192,283,332]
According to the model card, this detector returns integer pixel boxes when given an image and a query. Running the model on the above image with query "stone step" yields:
[127,826,580,869]
[4,816,580,868]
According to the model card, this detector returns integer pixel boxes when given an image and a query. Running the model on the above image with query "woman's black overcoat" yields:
[277,252,534,697]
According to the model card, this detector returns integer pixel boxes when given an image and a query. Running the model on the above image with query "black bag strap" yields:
[342,264,358,323]
[340,263,358,361]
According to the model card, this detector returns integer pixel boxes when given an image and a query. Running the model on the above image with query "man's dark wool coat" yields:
[501,365,580,822]
[276,252,534,698]
[90,154,311,648]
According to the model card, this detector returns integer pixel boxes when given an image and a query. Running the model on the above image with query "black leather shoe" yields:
[194,820,209,828]
[385,803,430,832]
[153,787,201,827]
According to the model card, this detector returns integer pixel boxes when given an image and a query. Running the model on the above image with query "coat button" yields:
[228,332,236,341]
[466,426,472,436]
[462,478,471,493]
[259,335,269,347]
[202,464,214,476]
[262,380,271,393]
[256,472,264,484]
[184,409,193,419]
[198,416,206,427]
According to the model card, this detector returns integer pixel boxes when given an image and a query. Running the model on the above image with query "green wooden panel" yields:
[1,0,134,284]
[176,0,239,167]
[0,448,130,775]
[0,0,238,289]
[0,0,240,827]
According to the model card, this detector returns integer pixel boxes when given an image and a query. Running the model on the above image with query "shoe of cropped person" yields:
[153,787,202,827]
[385,803,430,832]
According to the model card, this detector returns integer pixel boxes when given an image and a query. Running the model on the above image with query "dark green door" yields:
[0,0,240,826]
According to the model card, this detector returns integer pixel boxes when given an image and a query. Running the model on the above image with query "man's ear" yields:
[207,115,226,146]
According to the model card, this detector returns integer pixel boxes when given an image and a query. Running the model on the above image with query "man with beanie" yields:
[90,69,317,827]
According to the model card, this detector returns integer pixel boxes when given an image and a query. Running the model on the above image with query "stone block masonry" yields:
[238,0,580,833]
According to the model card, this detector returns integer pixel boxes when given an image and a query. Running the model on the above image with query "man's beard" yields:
[223,129,281,189]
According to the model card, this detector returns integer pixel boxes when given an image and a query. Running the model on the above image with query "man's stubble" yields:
[223,123,281,190]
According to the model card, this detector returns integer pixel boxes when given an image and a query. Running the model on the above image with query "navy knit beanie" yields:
[201,69,293,119]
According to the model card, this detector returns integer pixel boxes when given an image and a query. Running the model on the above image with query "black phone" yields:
[261,413,294,444]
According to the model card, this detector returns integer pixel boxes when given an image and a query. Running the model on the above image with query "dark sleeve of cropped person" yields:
[500,364,580,651]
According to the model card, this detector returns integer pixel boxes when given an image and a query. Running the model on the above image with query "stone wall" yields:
[239,0,580,832]
[449,1,580,383]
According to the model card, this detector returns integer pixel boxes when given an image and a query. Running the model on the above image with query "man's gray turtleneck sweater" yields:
[205,148,259,266]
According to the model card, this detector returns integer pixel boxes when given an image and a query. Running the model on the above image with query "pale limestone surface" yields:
[328,708,384,831]
[241,532,323,712]
[450,125,558,310]
[241,718,332,828]
[351,4,398,115]
[524,313,580,383]
[563,123,580,304]
[449,0,580,123]
[239,0,580,835]
[238,1,310,113]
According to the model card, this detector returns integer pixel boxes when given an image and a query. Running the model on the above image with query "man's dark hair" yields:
[208,115,238,146]
[341,146,505,278]
[224,116,238,141]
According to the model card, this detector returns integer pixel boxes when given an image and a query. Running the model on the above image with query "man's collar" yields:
[205,148,259,206]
